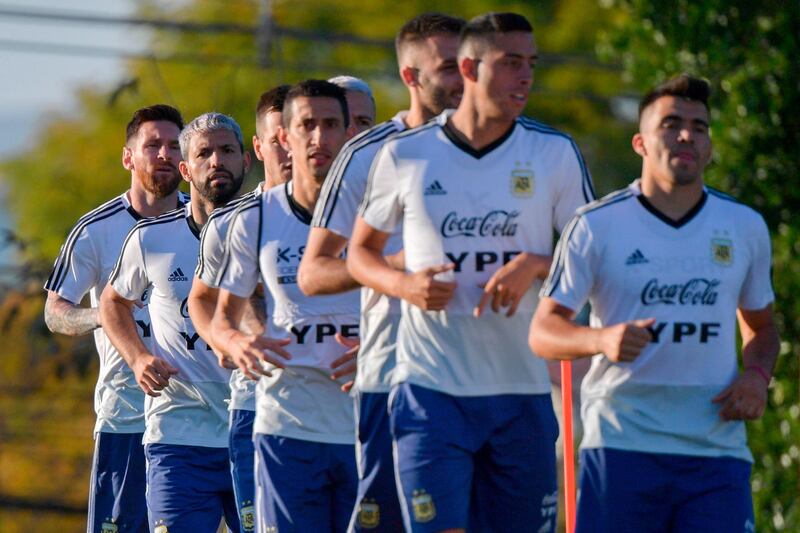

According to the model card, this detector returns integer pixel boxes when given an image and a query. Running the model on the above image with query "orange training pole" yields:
[561,360,576,533]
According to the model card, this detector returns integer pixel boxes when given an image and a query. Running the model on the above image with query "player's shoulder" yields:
[343,119,405,155]
[66,193,129,236]
[208,189,259,223]
[130,205,185,236]
[383,114,441,151]
[705,186,769,232]
[516,116,579,148]
[575,185,637,220]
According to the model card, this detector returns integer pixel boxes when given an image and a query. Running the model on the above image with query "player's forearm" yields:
[210,295,247,350]
[741,322,780,376]
[44,295,101,336]
[239,292,266,336]
[298,255,360,296]
[529,308,601,360]
[99,295,151,366]
[187,283,222,353]
[347,245,407,300]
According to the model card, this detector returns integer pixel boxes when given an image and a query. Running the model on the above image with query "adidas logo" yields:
[424,180,447,195]
[625,249,649,265]
[168,267,189,282]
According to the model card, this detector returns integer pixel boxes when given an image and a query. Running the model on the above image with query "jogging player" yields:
[529,75,779,533]
[187,85,290,532]
[100,113,254,532]
[211,80,359,533]
[43,104,185,533]
[348,12,595,533]
[299,13,465,532]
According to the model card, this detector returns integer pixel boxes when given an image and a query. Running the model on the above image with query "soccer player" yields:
[211,80,358,533]
[299,12,465,532]
[329,75,377,135]
[253,84,293,188]
[187,85,290,532]
[43,104,185,533]
[529,75,779,533]
[347,12,595,533]
[100,113,255,532]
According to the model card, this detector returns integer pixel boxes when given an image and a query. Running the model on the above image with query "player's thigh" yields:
[390,383,475,533]
[229,409,256,531]
[90,432,148,533]
[255,434,334,533]
[471,394,559,533]
[575,448,672,533]
[672,456,753,533]
[145,443,233,533]
[351,391,404,533]
[327,442,358,532]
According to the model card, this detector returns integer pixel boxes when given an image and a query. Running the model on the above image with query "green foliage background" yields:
[0,0,796,530]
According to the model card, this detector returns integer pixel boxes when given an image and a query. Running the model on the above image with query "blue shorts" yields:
[576,448,754,533]
[145,443,239,533]
[349,392,403,532]
[87,432,148,533]
[254,434,357,533]
[390,383,559,533]
[229,409,256,532]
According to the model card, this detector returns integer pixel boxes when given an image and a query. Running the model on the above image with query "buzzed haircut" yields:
[395,12,466,58]
[125,104,184,143]
[639,74,711,118]
[458,12,533,57]
[282,79,349,129]
[179,112,244,159]
[255,84,291,138]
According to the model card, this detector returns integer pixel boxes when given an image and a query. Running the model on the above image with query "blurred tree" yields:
[600,1,800,531]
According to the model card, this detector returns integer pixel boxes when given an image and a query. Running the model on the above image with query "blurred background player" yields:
[43,104,185,533]
[212,80,359,533]
[187,84,291,531]
[530,75,779,533]
[100,113,252,532]
[329,75,377,136]
[253,84,293,188]
[300,12,465,532]
[348,12,594,533]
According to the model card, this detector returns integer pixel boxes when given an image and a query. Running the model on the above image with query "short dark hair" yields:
[282,79,349,129]
[459,12,533,57]
[395,13,466,58]
[639,74,711,118]
[125,104,184,143]
[255,84,291,138]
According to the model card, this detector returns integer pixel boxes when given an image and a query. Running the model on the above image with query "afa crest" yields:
[154,526,169,533]
[240,503,256,531]
[511,169,535,198]
[711,238,733,266]
[100,520,118,533]
[412,490,436,523]
[358,500,381,529]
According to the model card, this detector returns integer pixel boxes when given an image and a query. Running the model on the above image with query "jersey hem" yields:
[579,443,753,463]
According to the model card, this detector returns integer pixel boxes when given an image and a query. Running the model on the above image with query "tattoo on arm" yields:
[45,293,101,336]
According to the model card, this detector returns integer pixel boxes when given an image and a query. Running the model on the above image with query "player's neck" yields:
[449,99,515,151]
[127,184,179,218]
[639,174,705,221]
[290,171,321,214]
[405,101,434,129]
[189,195,215,228]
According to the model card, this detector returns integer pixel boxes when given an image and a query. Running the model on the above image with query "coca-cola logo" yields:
[640,278,720,306]
[440,210,520,238]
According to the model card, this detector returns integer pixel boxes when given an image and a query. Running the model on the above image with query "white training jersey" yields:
[110,203,230,448]
[195,183,263,412]
[542,181,774,461]
[219,182,360,444]
[312,112,406,393]
[361,111,595,397]
[44,191,187,434]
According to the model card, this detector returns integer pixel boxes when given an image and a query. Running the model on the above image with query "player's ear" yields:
[632,133,647,157]
[278,125,290,153]
[178,160,192,183]
[400,65,420,88]
[252,134,265,162]
[460,56,479,82]
[243,150,252,174]
[122,146,134,171]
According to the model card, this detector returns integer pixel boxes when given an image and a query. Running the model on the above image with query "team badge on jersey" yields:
[711,238,733,266]
[358,499,381,528]
[240,502,255,531]
[154,524,169,533]
[100,520,118,533]
[510,168,535,198]
[411,489,436,522]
